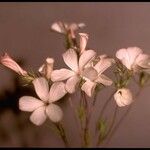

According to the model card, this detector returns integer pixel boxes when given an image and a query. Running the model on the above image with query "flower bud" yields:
[1,53,27,76]
[79,33,89,54]
[114,88,133,107]
[38,58,54,80]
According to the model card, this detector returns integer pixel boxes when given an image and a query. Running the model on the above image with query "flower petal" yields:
[94,57,114,74]
[135,53,150,68]
[49,82,67,102]
[79,33,89,53]
[63,49,78,72]
[116,47,142,70]
[46,104,63,123]
[65,75,80,93]
[81,80,97,97]
[96,74,113,86]
[30,106,47,126]
[69,23,86,31]
[51,68,75,82]
[51,22,66,34]
[82,67,98,81]
[79,50,96,70]
[19,96,44,112]
[32,77,49,102]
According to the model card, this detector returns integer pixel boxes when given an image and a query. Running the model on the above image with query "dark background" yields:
[0,2,150,147]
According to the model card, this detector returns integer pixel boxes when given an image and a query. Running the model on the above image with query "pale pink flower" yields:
[38,58,54,80]
[1,53,27,76]
[114,88,133,107]
[81,55,114,97]
[51,49,96,94]
[51,21,85,34]
[79,33,89,54]
[116,47,150,73]
[19,77,67,126]
[135,53,150,73]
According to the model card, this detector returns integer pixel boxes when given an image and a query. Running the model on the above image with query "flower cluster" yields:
[1,21,150,147]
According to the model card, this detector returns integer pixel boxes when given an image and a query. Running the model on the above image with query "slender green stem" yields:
[98,90,116,121]
[105,88,142,145]
[68,96,83,146]
[54,122,69,148]
[80,91,90,148]
[96,105,118,146]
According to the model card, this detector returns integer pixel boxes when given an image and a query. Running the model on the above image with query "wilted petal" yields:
[30,106,47,126]
[82,67,98,81]
[96,74,113,86]
[65,75,80,93]
[46,104,63,123]
[63,49,79,72]
[49,82,67,102]
[79,50,96,70]
[114,88,133,107]
[1,53,27,76]
[94,57,114,74]
[79,33,89,53]
[32,77,49,102]
[19,96,44,112]
[51,22,66,34]
[116,47,142,70]
[81,80,97,97]
[51,68,75,82]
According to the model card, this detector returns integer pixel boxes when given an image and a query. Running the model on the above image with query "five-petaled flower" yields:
[19,77,67,126]
[51,48,96,94]
[116,47,150,72]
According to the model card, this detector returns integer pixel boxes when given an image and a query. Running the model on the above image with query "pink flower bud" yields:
[79,33,89,54]
[114,88,133,107]
[38,58,54,80]
[1,53,27,76]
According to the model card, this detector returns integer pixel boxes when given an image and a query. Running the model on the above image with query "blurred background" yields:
[0,2,150,148]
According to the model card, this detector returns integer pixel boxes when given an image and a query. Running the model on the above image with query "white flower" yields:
[81,55,114,97]
[116,47,150,72]
[38,58,54,80]
[51,49,96,94]
[1,53,27,76]
[114,88,133,107]
[51,21,85,34]
[19,77,67,126]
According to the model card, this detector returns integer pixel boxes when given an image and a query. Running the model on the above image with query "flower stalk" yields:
[54,122,69,148]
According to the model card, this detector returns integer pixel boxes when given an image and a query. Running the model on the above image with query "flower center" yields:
[44,101,49,106]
